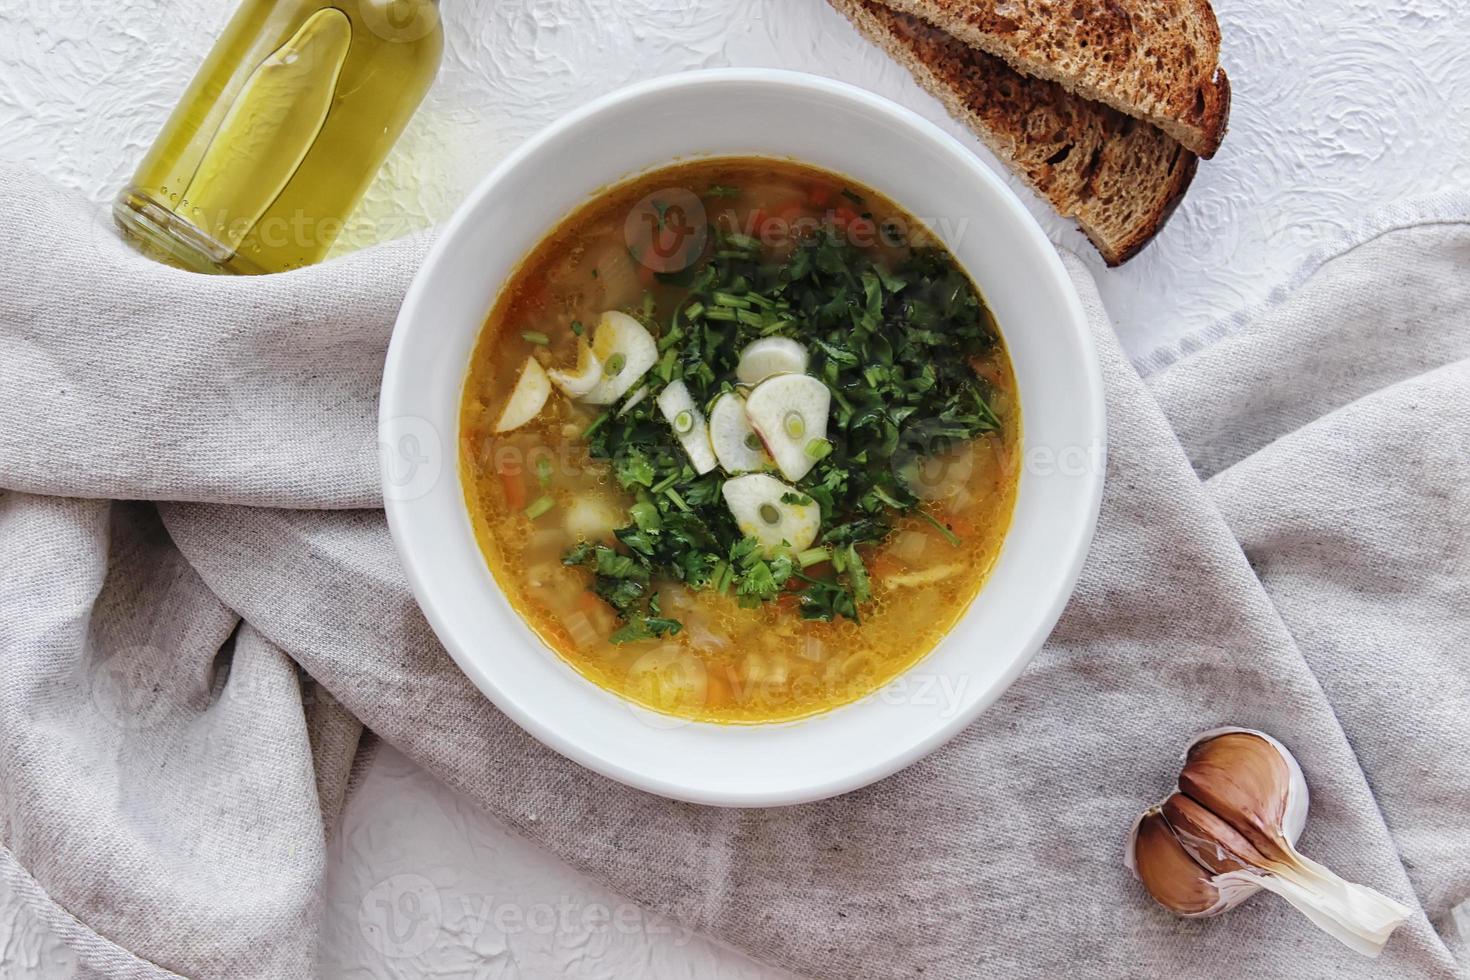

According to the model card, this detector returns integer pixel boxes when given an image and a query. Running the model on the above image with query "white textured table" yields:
[1,1,1466,976]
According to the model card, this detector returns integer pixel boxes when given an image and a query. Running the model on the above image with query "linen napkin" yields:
[0,163,1465,979]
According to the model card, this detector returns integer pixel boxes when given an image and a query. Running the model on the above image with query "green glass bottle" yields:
[114,0,443,274]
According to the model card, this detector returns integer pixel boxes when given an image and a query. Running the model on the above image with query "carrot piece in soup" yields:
[868,552,903,583]
[499,469,527,510]
[704,670,732,709]
[716,663,743,706]
[945,515,976,539]
[847,216,877,246]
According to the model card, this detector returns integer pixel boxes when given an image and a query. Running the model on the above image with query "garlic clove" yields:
[1159,792,1268,874]
[1128,809,1225,916]
[656,380,718,475]
[494,357,551,433]
[582,311,659,405]
[721,473,820,557]
[547,338,603,399]
[1180,730,1295,861]
[708,391,769,474]
[1185,727,1309,848]
[744,373,831,482]
[736,337,809,386]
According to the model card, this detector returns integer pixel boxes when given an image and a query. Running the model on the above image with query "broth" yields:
[460,158,1019,723]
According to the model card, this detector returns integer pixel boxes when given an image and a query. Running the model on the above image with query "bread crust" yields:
[873,0,1230,158]
[1087,139,1197,264]
[831,0,1197,264]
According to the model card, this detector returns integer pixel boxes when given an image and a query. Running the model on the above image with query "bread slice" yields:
[873,0,1230,158]
[830,0,1196,264]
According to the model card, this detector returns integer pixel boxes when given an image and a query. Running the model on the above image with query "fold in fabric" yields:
[0,169,425,510]
[1149,216,1470,959]
[0,165,1464,978]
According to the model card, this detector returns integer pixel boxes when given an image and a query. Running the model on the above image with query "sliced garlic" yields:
[1125,728,1412,958]
[744,374,830,482]
[721,473,819,557]
[708,391,769,474]
[582,311,658,405]
[736,337,809,386]
[656,380,717,475]
[494,357,551,433]
[617,385,649,417]
[547,337,603,399]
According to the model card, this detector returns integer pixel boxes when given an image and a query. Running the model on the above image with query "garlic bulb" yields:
[1125,728,1412,958]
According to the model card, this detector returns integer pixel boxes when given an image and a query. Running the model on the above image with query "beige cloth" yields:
[0,165,1465,978]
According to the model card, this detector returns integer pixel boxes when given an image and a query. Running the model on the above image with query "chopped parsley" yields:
[565,213,1002,640]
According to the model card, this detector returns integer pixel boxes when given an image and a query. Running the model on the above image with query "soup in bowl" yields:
[381,70,1103,805]
[460,158,1020,722]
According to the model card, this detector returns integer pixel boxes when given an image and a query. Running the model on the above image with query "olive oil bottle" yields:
[114,0,442,275]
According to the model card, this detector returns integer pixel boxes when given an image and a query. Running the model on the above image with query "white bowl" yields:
[381,69,1104,807]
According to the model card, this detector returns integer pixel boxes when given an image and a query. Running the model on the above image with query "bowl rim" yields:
[381,67,1105,806]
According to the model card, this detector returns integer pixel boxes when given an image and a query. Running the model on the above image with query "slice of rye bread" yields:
[873,0,1230,158]
[830,0,1197,265]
